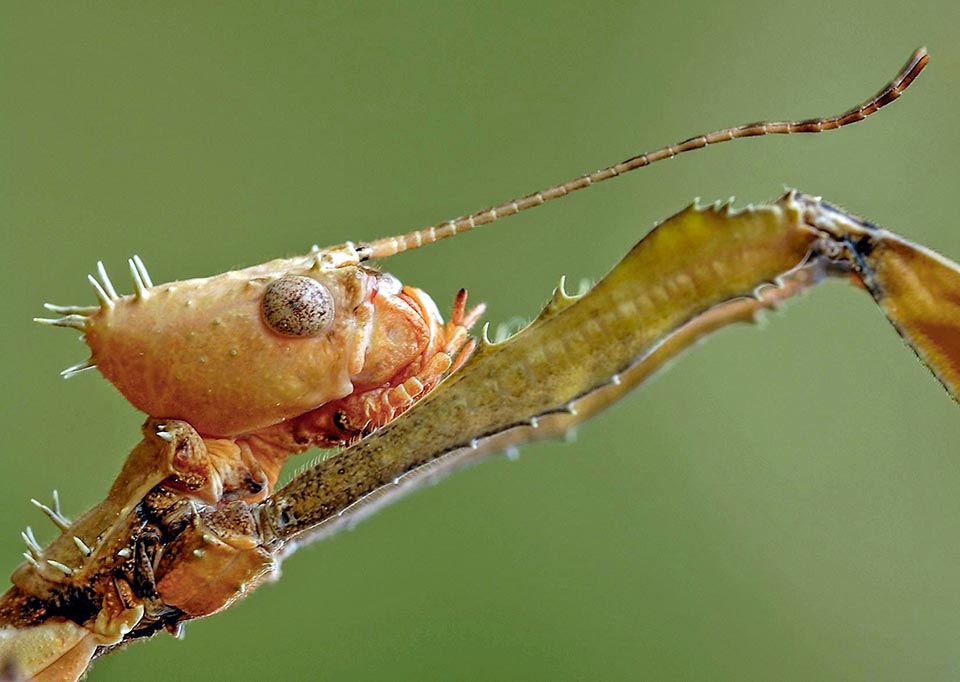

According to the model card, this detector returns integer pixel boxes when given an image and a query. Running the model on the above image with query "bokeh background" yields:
[3,2,960,680]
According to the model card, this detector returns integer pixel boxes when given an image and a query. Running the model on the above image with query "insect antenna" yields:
[358,47,928,261]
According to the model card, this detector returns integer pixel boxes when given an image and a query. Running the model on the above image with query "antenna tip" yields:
[909,46,930,72]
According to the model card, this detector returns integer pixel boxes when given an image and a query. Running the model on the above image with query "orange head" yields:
[37,243,439,438]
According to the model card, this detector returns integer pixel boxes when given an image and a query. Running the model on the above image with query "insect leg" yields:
[801,194,960,401]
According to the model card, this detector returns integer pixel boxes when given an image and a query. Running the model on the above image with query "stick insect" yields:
[28,49,930,499]
[4,48,957,681]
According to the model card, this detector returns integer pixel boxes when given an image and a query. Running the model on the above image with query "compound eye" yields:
[261,275,334,337]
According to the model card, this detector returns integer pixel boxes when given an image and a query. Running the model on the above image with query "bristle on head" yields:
[33,315,90,331]
[60,359,96,379]
[96,261,119,300]
[128,258,149,298]
[132,255,153,287]
[87,274,114,309]
[43,303,99,315]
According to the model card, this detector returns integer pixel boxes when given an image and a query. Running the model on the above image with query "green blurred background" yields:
[3,2,960,680]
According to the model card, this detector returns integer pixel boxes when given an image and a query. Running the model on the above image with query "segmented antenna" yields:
[358,48,928,261]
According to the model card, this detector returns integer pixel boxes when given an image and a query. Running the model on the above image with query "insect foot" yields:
[0,414,289,680]
[149,499,276,623]
[0,419,226,680]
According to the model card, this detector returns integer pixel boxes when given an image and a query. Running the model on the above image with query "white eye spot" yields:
[261,275,334,337]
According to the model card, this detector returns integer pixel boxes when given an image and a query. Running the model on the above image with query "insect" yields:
[9,183,960,680]
[0,194,836,681]
[5,47,957,681]
[32,48,928,500]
